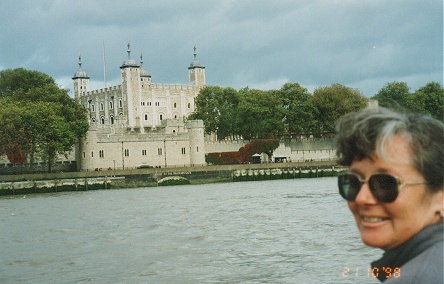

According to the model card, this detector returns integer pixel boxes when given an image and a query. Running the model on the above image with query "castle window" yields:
[196,146,199,152]
[159,114,163,121]
[181,147,186,155]
[188,103,191,108]
[157,148,162,156]
[91,104,95,112]
[100,116,105,124]
[109,101,114,109]
[99,150,104,158]
[110,115,114,125]
[91,117,96,123]
[119,100,123,108]
[91,151,94,158]
[100,103,104,111]
[174,103,177,108]
[142,149,147,156]
[144,114,148,121]
[155,102,160,106]
[124,149,130,157]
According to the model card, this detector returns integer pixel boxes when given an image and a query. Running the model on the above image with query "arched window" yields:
[119,99,123,108]
[100,116,105,124]
[109,101,114,109]
[100,103,104,111]
[91,117,96,123]
[91,104,95,112]
[110,115,114,125]
[174,102,177,108]
[159,114,163,121]
[144,114,148,121]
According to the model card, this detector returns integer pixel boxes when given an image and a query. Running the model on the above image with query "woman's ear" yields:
[439,190,444,219]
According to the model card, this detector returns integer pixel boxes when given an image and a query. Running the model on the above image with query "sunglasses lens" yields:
[369,174,399,203]
[338,174,361,201]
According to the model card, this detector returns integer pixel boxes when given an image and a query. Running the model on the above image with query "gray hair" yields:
[335,106,443,192]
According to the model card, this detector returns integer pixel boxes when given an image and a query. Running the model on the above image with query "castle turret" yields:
[139,52,152,84]
[72,53,90,99]
[188,44,205,86]
[120,41,141,131]
[187,119,206,165]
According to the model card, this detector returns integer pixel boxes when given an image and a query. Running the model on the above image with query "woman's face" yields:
[347,135,443,251]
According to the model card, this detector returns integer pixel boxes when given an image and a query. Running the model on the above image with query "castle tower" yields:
[72,53,90,99]
[187,120,206,165]
[120,41,141,131]
[139,52,152,84]
[188,44,205,86]
[77,126,98,171]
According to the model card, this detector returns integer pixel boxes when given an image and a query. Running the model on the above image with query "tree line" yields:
[188,81,443,140]
[0,67,442,170]
[0,68,89,172]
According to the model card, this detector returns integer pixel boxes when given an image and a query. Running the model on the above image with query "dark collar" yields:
[371,221,444,282]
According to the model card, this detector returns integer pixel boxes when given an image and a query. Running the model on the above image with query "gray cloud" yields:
[0,0,441,97]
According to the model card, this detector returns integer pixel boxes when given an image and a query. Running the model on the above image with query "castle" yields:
[0,43,338,172]
[73,42,206,171]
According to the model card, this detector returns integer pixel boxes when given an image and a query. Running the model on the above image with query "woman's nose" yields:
[354,182,378,205]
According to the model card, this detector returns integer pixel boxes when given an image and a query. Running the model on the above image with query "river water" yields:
[0,178,382,283]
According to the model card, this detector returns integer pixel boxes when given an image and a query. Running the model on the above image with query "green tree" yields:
[188,86,241,140]
[0,68,88,172]
[278,82,318,136]
[411,82,444,122]
[237,88,285,139]
[213,87,241,140]
[311,83,368,135]
[372,81,410,110]
[0,68,56,97]
[188,86,222,135]
[0,98,29,163]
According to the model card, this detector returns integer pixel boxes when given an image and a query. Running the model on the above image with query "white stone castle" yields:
[72,42,206,171]
[0,43,338,171]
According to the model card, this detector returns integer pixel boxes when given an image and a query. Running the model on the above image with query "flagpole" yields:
[102,41,107,88]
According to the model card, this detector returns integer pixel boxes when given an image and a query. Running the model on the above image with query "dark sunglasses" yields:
[337,173,428,203]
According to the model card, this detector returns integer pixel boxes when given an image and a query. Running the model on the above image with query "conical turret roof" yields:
[72,54,90,79]
[188,44,205,69]
[120,41,140,69]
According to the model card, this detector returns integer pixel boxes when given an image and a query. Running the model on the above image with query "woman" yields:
[335,106,443,283]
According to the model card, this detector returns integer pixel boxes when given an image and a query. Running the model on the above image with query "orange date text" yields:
[342,266,401,279]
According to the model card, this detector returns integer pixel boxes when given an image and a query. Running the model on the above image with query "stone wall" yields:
[204,138,336,163]
[0,161,77,175]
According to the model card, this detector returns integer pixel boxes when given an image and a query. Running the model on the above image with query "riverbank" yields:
[0,161,345,196]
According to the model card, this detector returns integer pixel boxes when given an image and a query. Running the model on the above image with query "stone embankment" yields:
[0,161,345,196]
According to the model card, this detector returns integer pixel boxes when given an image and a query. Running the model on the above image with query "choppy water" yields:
[0,178,381,283]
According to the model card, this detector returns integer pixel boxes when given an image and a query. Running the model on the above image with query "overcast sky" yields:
[0,0,442,97]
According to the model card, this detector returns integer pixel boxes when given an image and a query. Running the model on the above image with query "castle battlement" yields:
[147,83,199,91]
[96,132,190,143]
[186,120,204,128]
[82,85,122,97]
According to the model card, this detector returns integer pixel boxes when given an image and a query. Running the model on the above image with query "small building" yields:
[252,153,261,164]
